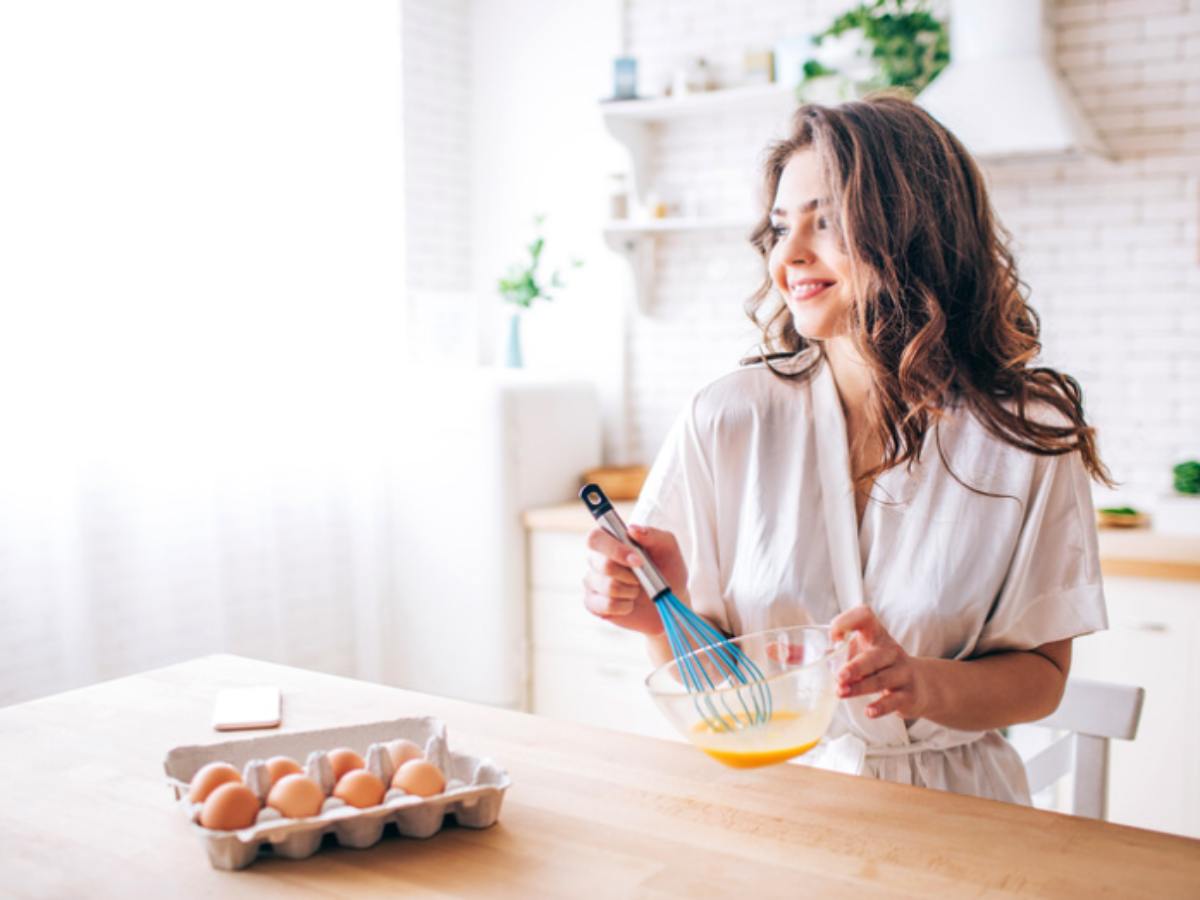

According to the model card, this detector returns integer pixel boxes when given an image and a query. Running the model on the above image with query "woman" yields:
[582,95,1110,804]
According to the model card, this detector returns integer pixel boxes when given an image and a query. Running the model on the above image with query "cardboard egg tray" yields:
[163,716,511,870]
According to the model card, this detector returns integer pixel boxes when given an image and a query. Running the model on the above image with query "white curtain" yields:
[0,1,407,704]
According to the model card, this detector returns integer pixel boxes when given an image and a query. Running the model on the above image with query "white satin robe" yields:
[631,353,1107,804]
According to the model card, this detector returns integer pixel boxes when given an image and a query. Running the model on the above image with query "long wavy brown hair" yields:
[746,93,1112,486]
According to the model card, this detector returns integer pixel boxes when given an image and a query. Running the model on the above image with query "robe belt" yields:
[859,728,987,758]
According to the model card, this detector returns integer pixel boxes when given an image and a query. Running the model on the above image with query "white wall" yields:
[467,0,630,461]
[0,0,626,707]
[402,0,478,363]
[0,0,408,703]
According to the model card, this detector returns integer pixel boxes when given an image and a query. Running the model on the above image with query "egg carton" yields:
[163,716,510,870]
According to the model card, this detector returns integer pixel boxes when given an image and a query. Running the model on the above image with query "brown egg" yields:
[266,774,324,819]
[265,756,303,786]
[188,762,243,803]
[327,747,365,782]
[200,782,261,830]
[333,769,385,809]
[391,759,445,798]
[384,739,423,770]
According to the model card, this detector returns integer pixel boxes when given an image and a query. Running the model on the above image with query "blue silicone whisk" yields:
[579,483,772,732]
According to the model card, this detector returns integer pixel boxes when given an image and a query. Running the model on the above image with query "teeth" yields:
[790,282,830,298]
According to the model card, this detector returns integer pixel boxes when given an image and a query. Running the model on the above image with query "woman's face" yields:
[768,149,856,340]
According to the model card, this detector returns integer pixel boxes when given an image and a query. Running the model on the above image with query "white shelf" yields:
[600,83,796,122]
[603,216,755,237]
[600,83,796,312]
[602,216,759,315]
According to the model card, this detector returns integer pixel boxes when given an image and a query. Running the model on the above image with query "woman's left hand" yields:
[830,605,930,720]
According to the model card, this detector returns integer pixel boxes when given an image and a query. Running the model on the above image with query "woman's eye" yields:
[770,223,788,237]
[816,216,829,230]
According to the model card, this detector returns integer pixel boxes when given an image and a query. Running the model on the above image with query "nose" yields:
[777,224,811,266]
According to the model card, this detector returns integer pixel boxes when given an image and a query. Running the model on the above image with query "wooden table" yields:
[2,655,1197,898]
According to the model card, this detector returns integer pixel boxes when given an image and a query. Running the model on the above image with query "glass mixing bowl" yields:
[644,625,847,768]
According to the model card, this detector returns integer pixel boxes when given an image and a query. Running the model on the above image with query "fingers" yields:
[581,524,686,634]
[829,604,882,644]
[586,527,644,569]
[587,550,641,585]
[838,644,899,687]
[582,584,634,617]
[627,524,680,555]
[585,526,646,596]
[839,665,906,699]
[830,609,915,711]
[627,524,690,600]
[582,568,639,598]
[582,525,645,618]
[826,608,925,719]
[866,690,908,718]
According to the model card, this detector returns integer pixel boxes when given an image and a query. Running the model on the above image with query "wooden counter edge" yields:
[523,503,1200,582]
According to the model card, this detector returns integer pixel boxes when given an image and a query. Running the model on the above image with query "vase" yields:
[505,311,523,368]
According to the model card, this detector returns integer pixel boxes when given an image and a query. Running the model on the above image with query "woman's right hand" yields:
[582,524,689,636]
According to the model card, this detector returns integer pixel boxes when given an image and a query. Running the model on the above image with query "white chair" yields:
[1020,678,1145,820]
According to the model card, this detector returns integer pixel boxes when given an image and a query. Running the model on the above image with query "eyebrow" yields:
[770,198,827,217]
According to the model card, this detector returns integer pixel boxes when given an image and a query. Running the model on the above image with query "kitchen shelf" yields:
[603,217,758,313]
[603,216,755,236]
[600,83,796,122]
[600,83,797,312]
[600,82,796,314]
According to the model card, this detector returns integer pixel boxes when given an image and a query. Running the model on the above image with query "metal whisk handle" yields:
[578,483,670,602]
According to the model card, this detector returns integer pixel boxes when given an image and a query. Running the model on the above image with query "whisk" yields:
[579,483,772,733]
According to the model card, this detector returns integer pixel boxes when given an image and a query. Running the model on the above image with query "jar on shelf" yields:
[643,189,668,220]
[608,173,629,220]
[669,56,715,97]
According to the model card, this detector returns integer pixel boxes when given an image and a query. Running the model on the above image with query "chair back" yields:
[1023,678,1145,819]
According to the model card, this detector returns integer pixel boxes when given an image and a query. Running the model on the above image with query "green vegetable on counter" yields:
[1174,460,1200,495]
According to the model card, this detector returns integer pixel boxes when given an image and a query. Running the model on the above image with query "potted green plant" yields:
[496,216,581,368]
[800,0,949,102]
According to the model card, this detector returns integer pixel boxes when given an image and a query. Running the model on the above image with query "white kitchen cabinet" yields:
[382,372,600,709]
[525,527,679,742]
[1069,576,1200,838]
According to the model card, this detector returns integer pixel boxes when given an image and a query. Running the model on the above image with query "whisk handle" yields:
[578,483,671,601]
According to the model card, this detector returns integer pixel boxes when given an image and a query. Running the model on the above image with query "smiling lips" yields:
[787,278,835,302]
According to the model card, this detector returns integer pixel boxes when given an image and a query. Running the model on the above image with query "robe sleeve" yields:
[975,449,1108,654]
[630,393,731,636]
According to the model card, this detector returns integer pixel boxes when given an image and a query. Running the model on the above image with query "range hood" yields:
[917,0,1109,160]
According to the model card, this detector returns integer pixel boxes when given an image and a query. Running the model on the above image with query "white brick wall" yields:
[402,0,475,360]
[621,0,1200,502]
[403,0,470,293]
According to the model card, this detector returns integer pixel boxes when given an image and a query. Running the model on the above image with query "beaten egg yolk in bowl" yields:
[644,625,847,768]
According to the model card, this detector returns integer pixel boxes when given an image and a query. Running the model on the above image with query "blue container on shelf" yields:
[613,57,637,100]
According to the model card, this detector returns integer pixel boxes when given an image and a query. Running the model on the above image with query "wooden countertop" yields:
[3,654,1197,898]
[525,503,1200,581]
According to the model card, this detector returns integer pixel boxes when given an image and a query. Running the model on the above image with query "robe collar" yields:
[811,355,865,617]
[810,354,911,749]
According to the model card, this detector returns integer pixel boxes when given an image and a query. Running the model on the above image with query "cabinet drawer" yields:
[530,588,648,664]
[1071,576,1200,838]
[528,530,590,592]
[530,646,679,741]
